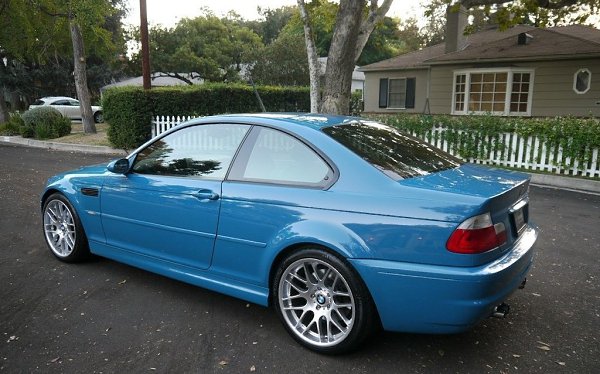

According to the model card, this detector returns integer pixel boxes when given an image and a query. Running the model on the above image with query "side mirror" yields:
[107,158,130,174]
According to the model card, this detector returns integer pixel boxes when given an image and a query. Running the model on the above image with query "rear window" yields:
[323,121,462,180]
[32,100,44,105]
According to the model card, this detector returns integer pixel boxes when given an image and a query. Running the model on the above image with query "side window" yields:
[132,124,250,179]
[51,100,68,105]
[68,100,80,106]
[230,127,333,187]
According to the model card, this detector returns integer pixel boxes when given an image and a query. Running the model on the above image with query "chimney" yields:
[518,32,533,45]
[445,5,468,54]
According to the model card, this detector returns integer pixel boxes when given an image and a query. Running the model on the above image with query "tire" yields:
[42,193,90,262]
[273,248,376,354]
[93,111,104,123]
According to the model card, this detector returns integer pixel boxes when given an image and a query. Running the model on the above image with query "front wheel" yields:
[42,193,90,262]
[273,248,376,354]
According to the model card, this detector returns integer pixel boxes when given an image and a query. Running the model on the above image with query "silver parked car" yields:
[29,96,103,123]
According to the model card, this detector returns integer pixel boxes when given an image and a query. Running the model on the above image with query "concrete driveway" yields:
[1,143,598,373]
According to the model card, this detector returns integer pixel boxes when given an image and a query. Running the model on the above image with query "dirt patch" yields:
[55,122,110,146]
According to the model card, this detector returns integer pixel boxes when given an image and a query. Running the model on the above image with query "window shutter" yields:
[379,78,389,108]
[405,78,416,109]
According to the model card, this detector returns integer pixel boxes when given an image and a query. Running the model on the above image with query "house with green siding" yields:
[360,8,600,118]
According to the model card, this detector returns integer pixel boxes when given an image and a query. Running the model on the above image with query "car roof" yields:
[40,96,77,102]
[190,113,360,131]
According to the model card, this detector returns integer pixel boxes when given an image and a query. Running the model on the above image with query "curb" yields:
[2,135,599,194]
[530,173,600,195]
[1,136,127,156]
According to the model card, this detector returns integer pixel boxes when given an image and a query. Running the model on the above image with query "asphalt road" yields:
[1,143,598,373]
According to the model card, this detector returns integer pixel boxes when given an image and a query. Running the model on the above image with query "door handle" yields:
[192,189,220,200]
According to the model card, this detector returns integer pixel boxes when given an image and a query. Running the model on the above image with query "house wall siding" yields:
[365,58,600,117]
[430,58,600,116]
[363,69,429,113]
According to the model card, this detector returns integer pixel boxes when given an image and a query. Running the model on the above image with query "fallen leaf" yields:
[537,346,551,351]
[118,279,127,285]
[50,357,61,363]
[556,361,566,366]
[532,293,541,297]
[438,349,445,357]
[219,360,228,366]
[250,365,256,372]
[513,354,521,358]
[537,341,551,347]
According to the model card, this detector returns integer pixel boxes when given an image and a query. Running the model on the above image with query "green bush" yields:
[0,112,24,135]
[366,113,600,170]
[102,84,310,150]
[21,106,71,139]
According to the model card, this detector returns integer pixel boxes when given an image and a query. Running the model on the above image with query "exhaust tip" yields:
[492,302,510,318]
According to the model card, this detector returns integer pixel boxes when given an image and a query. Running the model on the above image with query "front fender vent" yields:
[81,187,99,197]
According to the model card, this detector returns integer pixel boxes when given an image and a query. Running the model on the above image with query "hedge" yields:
[102,83,310,149]
[366,113,600,170]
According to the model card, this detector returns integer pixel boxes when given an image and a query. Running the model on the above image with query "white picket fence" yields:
[151,115,195,138]
[153,115,600,178]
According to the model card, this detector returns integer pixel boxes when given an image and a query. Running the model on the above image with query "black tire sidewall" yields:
[273,248,375,354]
[42,193,89,262]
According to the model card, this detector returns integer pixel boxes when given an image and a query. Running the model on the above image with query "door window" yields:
[132,124,250,179]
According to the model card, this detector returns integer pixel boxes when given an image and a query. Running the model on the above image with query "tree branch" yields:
[461,0,578,9]
[355,0,393,63]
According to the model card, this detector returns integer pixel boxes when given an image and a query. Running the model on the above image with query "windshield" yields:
[323,121,462,180]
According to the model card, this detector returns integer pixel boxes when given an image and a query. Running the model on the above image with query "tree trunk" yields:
[0,60,9,124]
[298,0,394,115]
[0,89,9,124]
[70,21,96,134]
[297,0,321,113]
[320,0,365,115]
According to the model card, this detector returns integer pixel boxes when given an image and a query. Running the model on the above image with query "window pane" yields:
[241,128,330,184]
[496,72,508,82]
[388,78,406,107]
[575,69,591,92]
[132,124,250,179]
[324,121,462,180]
[471,74,482,83]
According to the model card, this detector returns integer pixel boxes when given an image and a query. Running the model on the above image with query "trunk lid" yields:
[400,163,532,266]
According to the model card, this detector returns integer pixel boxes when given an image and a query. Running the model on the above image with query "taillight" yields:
[447,213,507,254]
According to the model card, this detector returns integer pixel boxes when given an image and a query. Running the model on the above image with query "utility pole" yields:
[140,0,151,90]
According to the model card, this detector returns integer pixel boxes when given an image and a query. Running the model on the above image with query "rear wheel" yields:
[42,193,89,262]
[93,111,104,123]
[273,248,375,354]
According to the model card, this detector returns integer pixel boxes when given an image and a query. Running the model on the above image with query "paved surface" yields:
[1,143,598,373]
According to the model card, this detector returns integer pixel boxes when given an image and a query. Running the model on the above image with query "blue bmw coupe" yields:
[41,113,537,353]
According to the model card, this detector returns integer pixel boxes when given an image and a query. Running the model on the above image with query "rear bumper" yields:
[349,225,537,334]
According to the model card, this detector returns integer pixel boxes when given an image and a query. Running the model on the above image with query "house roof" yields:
[101,73,204,90]
[360,24,600,71]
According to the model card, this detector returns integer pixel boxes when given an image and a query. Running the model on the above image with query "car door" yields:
[211,126,336,284]
[101,123,251,269]
[67,99,82,119]
[50,100,69,117]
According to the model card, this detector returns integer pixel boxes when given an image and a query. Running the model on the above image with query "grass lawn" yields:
[55,122,111,147]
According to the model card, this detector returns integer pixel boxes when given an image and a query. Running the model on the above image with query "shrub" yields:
[102,84,310,150]
[21,106,71,139]
[0,112,24,135]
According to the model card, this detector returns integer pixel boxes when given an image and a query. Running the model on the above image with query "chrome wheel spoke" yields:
[279,257,355,348]
[43,199,77,258]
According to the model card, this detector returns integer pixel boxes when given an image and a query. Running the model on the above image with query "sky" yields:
[124,0,424,28]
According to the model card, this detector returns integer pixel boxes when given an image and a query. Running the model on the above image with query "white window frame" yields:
[387,77,407,109]
[573,68,591,94]
[451,67,535,116]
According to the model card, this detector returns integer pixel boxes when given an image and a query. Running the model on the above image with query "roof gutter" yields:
[424,53,600,66]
